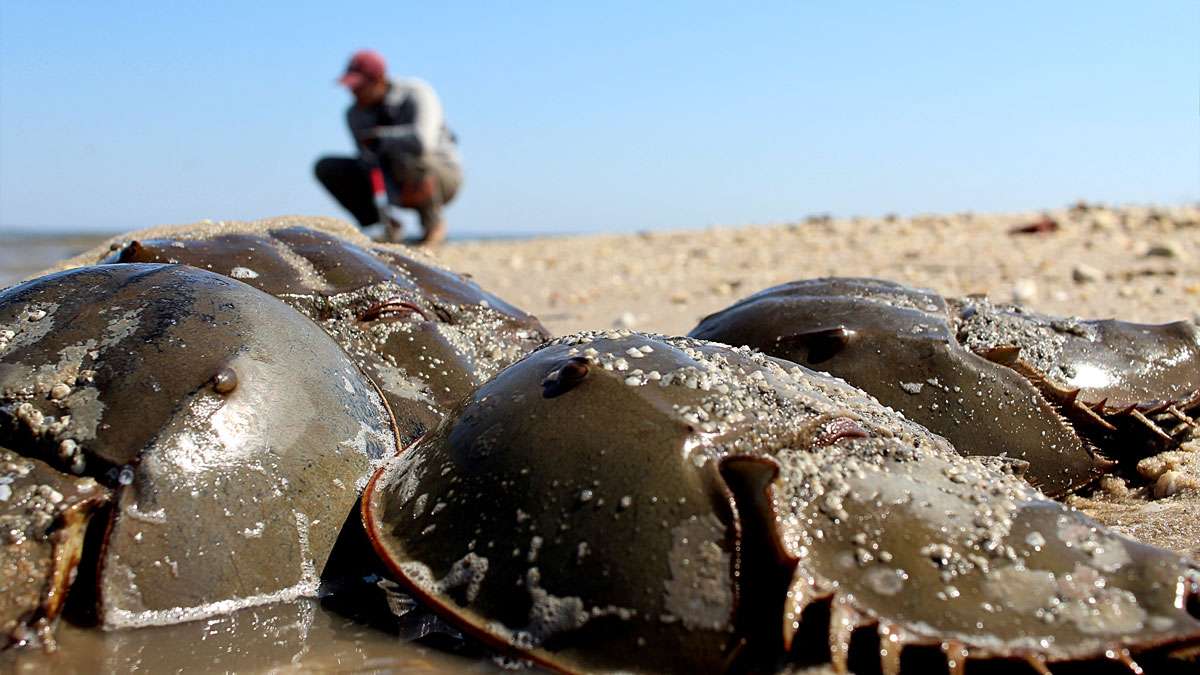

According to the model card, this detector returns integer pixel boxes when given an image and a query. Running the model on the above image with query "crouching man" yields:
[315,50,462,245]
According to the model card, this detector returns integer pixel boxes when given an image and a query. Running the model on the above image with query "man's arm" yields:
[347,106,379,162]
[370,79,444,156]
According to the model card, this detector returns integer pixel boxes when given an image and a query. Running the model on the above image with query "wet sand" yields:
[4,203,1199,672]
[0,234,111,289]
[5,600,489,674]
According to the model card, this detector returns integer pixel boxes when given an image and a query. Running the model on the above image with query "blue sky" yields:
[0,2,1196,236]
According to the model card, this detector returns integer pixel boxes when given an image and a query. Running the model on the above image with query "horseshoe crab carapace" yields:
[0,263,398,638]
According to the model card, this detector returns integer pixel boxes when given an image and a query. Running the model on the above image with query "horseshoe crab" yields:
[70,220,548,444]
[690,277,1200,495]
[0,263,397,639]
[955,294,1200,452]
[363,331,1200,673]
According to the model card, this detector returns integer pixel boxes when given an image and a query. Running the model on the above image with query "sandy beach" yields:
[434,203,1200,337]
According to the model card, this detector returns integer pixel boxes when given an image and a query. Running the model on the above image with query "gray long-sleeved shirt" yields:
[347,78,459,166]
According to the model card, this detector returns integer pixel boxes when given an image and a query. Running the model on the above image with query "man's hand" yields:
[356,128,384,155]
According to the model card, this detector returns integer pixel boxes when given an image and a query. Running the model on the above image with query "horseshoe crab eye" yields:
[542,357,590,398]
[211,366,238,394]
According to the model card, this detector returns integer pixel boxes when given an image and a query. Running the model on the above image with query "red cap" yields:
[338,50,387,90]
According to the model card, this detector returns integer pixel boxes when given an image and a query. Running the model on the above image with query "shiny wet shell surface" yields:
[0,264,397,629]
[99,226,550,445]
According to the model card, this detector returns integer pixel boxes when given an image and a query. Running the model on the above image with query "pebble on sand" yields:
[1071,264,1102,284]
[1011,279,1038,304]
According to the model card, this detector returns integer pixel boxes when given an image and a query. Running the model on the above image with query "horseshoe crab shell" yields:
[689,278,1107,495]
[363,331,1200,673]
[955,296,1200,450]
[82,221,549,444]
[0,264,397,630]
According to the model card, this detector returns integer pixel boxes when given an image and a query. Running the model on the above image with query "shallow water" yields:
[0,234,112,288]
[4,598,501,674]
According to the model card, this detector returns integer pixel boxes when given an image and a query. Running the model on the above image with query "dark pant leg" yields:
[314,156,379,227]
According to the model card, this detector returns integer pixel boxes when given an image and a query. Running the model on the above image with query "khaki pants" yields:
[382,151,462,229]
